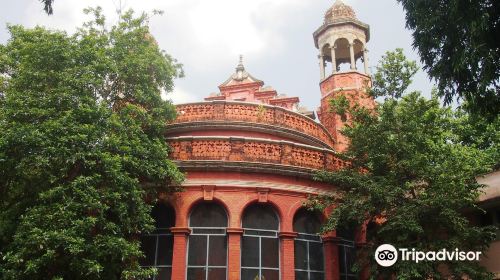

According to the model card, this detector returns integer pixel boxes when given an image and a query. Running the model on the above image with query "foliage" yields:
[370,48,418,100]
[311,50,498,279]
[0,8,183,280]
[397,0,500,119]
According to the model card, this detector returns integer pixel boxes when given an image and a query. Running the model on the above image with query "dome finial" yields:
[325,0,357,22]
[236,54,245,72]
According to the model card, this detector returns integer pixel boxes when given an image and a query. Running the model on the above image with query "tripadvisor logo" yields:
[374,244,482,267]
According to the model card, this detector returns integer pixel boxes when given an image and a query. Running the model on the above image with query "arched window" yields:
[337,226,357,280]
[293,208,324,280]
[187,202,228,280]
[241,204,280,280]
[140,203,175,280]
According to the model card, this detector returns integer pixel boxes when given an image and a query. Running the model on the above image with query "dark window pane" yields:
[152,203,176,229]
[190,202,228,227]
[262,269,279,280]
[309,242,324,271]
[261,238,279,268]
[338,246,346,274]
[242,204,279,230]
[157,235,174,265]
[346,247,356,275]
[295,271,308,280]
[157,267,172,280]
[336,226,355,240]
[242,236,259,267]
[140,236,156,266]
[293,208,321,234]
[310,272,325,280]
[241,269,260,280]
[207,268,226,280]
[208,236,227,266]
[294,240,308,270]
[187,268,205,280]
[188,235,207,266]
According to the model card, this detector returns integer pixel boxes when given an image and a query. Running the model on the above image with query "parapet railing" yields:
[172,101,335,148]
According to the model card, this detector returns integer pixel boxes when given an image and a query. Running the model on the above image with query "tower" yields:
[314,0,374,152]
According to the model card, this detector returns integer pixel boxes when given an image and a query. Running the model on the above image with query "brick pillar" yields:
[227,228,243,280]
[279,232,298,280]
[322,237,340,280]
[170,227,190,280]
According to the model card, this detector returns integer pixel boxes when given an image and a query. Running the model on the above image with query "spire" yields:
[236,55,245,71]
[219,56,263,86]
[236,55,245,80]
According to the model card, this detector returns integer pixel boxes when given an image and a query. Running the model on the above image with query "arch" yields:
[187,201,229,280]
[189,200,228,228]
[242,203,279,230]
[333,38,351,72]
[239,199,284,230]
[293,208,325,280]
[353,39,365,72]
[152,202,176,229]
[185,196,232,228]
[241,202,281,280]
[293,208,323,234]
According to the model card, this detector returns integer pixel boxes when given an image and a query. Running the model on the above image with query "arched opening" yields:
[334,38,351,72]
[321,44,333,76]
[140,203,176,280]
[293,208,325,280]
[337,225,357,280]
[187,202,228,280]
[241,203,280,280]
[353,39,365,73]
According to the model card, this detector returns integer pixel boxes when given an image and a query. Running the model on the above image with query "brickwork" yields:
[161,185,346,280]
[173,101,335,148]
[318,72,374,152]
[167,136,348,172]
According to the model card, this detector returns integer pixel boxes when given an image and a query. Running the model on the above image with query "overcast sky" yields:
[0,0,434,111]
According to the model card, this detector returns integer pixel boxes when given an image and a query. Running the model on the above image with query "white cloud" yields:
[163,86,198,105]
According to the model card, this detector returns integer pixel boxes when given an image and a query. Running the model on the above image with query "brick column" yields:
[170,227,190,280]
[279,232,298,280]
[227,228,243,280]
[322,237,340,280]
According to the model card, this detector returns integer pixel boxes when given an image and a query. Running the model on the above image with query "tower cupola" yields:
[313,0,370,79]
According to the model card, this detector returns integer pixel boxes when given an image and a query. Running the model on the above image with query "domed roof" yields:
[324,0,357,23]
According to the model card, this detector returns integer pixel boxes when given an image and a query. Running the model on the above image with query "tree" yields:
[371,48,418,100]
[310,49,498,279]
[0,8,183,280]
[41,0,54,14]
[397,0,500,119]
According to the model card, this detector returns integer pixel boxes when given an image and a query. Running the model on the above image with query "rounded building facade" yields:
[142,1,373,279]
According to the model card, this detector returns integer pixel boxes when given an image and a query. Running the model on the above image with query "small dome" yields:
[324,0,357,23]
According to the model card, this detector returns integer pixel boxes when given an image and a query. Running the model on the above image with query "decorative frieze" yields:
[167,136,348,172]
[173,101,335,148]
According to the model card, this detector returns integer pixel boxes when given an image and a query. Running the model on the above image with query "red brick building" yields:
[140,1,374,279]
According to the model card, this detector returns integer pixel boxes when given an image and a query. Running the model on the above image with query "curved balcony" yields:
[171,101,335,149]
[167,136,348,177]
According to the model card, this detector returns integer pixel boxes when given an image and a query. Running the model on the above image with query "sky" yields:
[0,0,435,111]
